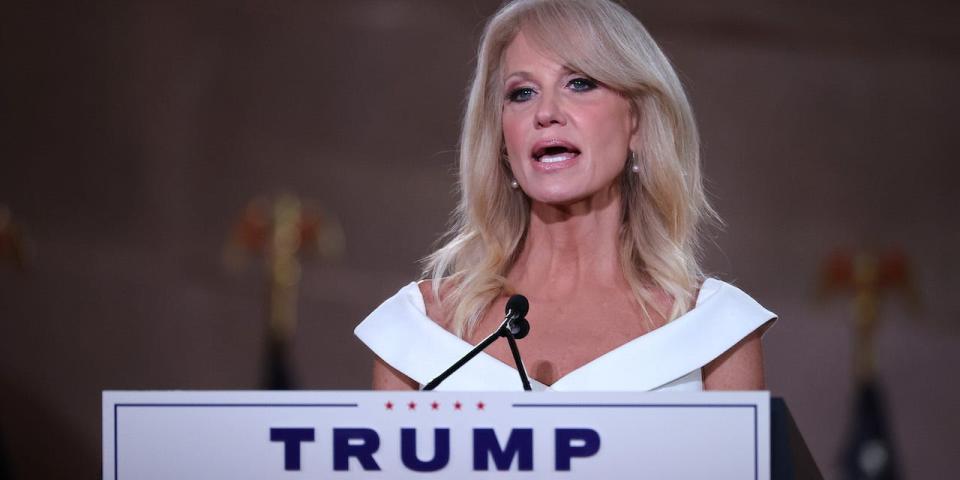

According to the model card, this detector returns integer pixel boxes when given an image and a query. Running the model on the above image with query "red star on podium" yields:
[385,401,393,410]
[454,401,462,410]
[431,401,439,410]
[477,401,485,410]
[408,401,417,410]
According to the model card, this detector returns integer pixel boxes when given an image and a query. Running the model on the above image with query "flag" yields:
[262,334,294,390]
[842,379,901,479]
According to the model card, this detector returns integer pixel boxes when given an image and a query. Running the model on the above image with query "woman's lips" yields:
[530,140,581,170]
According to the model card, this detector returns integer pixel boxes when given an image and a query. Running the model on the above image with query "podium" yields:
[103,391,820,479]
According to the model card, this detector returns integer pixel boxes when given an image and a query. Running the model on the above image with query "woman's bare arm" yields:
[372,356,419,390]
[702,326,768,390]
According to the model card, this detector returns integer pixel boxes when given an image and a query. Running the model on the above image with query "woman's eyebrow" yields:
[503,65,576,84]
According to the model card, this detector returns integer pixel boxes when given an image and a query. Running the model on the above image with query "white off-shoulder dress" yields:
[354,278,776,392]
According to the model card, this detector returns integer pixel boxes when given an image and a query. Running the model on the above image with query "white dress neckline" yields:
[355,278,776,392]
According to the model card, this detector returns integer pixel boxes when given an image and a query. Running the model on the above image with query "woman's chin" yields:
[524,181,621,210]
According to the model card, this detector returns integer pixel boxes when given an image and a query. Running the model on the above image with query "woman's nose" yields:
[534,93,566,128]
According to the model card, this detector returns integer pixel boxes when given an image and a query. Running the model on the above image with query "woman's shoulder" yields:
[354,281,454,389]
[357,282,425,327]
[692,277,777,335]
[353,280,450,331]
[697,277,767,305]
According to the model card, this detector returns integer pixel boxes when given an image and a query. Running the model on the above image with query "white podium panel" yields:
[103,390,769,479]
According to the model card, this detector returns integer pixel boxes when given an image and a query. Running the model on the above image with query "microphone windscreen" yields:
[506,294,529,318]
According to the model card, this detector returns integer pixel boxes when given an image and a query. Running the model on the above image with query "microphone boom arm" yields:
[504,328,532,390]
[423,315,532,391]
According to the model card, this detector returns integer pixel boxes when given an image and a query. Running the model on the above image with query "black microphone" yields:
[505,294,528,319]
[504,294,530,339]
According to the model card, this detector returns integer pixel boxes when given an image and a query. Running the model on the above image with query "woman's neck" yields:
[510,188,625,295]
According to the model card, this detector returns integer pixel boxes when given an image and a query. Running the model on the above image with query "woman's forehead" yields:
[502,31,567,74]
[499,28,587,81]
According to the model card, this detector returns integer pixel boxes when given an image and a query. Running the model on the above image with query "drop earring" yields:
[504,152,519,189]
[630,150,640,173]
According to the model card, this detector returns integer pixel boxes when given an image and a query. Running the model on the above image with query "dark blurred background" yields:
[1,0,958,478]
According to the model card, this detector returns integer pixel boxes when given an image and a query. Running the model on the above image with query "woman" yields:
[356,0,775,391]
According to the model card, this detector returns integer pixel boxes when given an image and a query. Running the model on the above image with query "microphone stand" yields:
[423,315,532,391]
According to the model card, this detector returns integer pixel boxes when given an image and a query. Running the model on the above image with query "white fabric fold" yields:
[354,278,776,392]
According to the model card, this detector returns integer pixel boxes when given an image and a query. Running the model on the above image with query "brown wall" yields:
[1,1,958,478]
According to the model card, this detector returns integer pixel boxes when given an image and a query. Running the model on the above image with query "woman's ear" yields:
[628,126,642,160]
[629,99,641,135]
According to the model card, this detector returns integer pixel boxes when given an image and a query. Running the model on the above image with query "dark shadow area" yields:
[0,378,98,480]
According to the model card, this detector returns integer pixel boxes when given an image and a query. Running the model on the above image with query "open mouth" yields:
[532,143,581,163]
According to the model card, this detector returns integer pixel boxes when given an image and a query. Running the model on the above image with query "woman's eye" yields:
[507,87,535,103]
[568,77,597,92]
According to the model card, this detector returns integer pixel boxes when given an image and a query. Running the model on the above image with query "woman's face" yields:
[501,31,636,206]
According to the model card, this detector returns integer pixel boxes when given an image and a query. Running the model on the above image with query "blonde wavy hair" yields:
[424,0,715,337]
